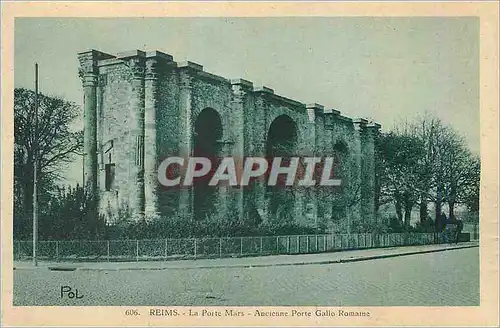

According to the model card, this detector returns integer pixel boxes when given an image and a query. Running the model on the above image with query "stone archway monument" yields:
[78,48,380,232]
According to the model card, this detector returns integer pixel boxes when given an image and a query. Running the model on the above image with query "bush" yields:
[413,217,436,233]
[100,208,324,239]
[389,216,406,232]
[257,222,318,236]
[356,219,391,234]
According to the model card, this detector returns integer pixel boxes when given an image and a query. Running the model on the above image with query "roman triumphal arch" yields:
[78,49,380,232]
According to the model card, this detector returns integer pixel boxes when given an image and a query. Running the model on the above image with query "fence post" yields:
[315,235,319,252]
[287,236,290,254]
[194,238,197,260]
[240,237,243,256]
[260,237,263,254]
[306,235,310,253]
[297,235,300,253]
[55,241,59,261]
[323,235,326,252]
[164,239,168,261]
[107,241,110,262]
[276,236,279,254]
[136,240,139,261]
[219,238,223,258]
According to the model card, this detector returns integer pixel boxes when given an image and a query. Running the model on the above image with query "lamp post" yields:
[32,63,39,266]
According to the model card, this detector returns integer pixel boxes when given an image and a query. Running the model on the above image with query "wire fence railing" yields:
[13,229,477,262]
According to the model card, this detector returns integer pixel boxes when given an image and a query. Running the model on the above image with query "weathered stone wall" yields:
[97,61,135,224]
[78,49,380,233]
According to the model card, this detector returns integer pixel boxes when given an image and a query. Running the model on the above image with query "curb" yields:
[14,243,479,272]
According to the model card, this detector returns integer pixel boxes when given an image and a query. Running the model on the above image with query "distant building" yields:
[78,49,380,232]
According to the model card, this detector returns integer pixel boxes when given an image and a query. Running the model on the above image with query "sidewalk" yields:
[14,241,478,271]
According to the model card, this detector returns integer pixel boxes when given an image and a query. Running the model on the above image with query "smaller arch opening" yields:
[194,108,223,157]
[266,115,298,157]
[332,141,349,180]
[264,115,299,224]
[329,141,351,223]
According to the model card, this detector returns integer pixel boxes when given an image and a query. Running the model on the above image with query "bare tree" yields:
[14,88,82,238]
[411,116,478,221]
[377,126,424,229]
[376,113,480,230]
[440,134,479,217]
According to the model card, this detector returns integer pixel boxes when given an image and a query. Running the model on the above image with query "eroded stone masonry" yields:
[78,49,380,233]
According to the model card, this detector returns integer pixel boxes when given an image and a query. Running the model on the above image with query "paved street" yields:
[13,247,479,306]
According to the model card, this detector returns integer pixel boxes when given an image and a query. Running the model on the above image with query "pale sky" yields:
[14,17,479,185]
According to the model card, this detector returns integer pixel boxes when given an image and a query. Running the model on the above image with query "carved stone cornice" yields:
[128,57,146,80]
[179,69,193,90]
[231,78,253,102]
[77,49,115,84]
[82,73,98,87]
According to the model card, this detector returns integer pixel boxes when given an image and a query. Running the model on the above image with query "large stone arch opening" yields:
[330,140,351,224]
[193,107,223,220]
[265,114,299,224]
[333,141,349,180]
[266,115,299,157]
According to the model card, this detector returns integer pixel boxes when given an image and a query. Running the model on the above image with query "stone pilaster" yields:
[304,103,325,229]
[118,50,146,222]
[321,108,341,232]
[352,118,368,232]
[359,121,381,226]
[144,51,174,221]
[251,92,271,223]
[78,50,115,223]
[230,78,253,221]
[82,72,98,194]
[177,62,202,220]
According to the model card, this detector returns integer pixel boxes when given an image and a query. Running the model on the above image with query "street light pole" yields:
[32,62,39,266]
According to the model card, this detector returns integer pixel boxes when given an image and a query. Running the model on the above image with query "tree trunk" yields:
[435,185,443,221]
[404,201,413,229]
[419,200,428,223]
[435,201,442,222]
[403,198,413,245]
[395,196,403,222]
[448,201,455,219]
[22,178,34,217]
[374,172,381,215]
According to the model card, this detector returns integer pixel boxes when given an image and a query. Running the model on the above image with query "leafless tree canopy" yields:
[376,114,480,229]
[14,88,83,236]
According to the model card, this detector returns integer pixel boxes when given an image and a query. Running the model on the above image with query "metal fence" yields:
[13,231,475,262]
